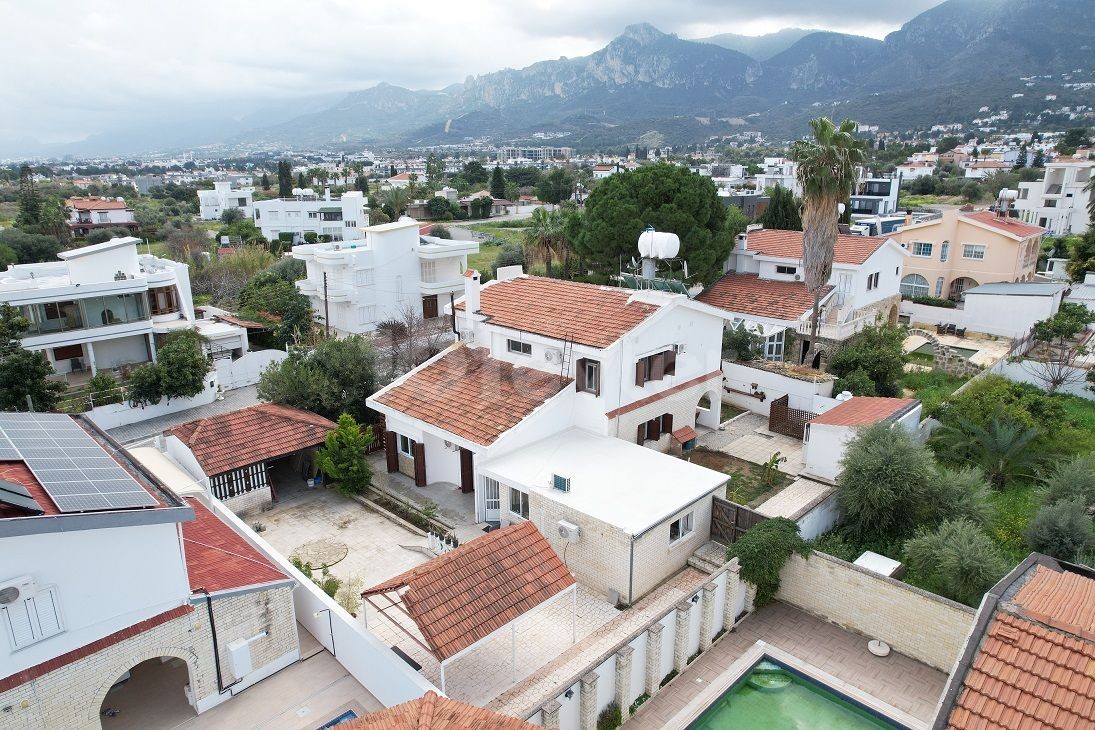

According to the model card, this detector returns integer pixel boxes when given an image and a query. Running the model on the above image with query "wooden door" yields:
[422,294,439,319]
[413,442,427,487]
[459,448,474,493]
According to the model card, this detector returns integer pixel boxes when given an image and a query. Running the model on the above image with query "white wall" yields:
[422,431,461,485]
[962,291,1062,338]
[85,374,219,431]
[214,349,287,390]
[994,358,1095,400]
[721,361,835,417]
[803,404,921,482]
[90,335,149,369]
[1,522,191,676]
[796,491,841,541]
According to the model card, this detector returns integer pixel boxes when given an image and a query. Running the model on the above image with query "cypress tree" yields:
[277,160,292,197]
[15,165,41,229]
[261,172,271,190]
[490,166,506,199]
[758,185,803,231]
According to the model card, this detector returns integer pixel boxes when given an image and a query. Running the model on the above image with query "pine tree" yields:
[1031,149,1045,168]
[297,172,306,187]
[1013,144,1027,170]
[389,164,397,179]
[758,185,803,231]
[277,160,292,197]
[355,175,369,194]
[261,172,271,190]
[490,166,506,199]
[15,165,42,229]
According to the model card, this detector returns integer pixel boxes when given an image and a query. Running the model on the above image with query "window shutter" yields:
[635,359,646,387]
[2,601,35,649]
[575,358,587,392]
[661,413,674,434]
[413,442,427,487]
[664,349,676,375]
[592,363,601,396]
[650,353,665,381]
[384,431,398,473]
[648,416,661,441]
[636,423,645,444]
[32,589,62,637]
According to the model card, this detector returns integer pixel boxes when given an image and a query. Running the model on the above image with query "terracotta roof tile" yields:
[455,275,661,348]
[1013,566,1095,642]
[810,397,918,427]
[372,347,570,446]
[0,462,58,517]
[744,229,889,265]
[169,403,336,477]
[672,425,698,443]
[963,212,1046,239]
[697,272,831,321]
[64,196,129,211]
[182,498,289,594]
[362,522,574,661]
[342,691,535,729]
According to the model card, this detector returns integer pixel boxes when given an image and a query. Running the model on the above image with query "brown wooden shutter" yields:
[637,423,645,444]
[575,358,587,392]
[635,358,646,387]
[650,352,666,381]
[664,349,677,375]
[648,416,661,441]
[422,295,438,319]
[661,413,674,434]
[413,442,427,487]
[384,431,398,473]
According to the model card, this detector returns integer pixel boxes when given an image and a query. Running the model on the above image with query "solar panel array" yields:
[0,413,157,513]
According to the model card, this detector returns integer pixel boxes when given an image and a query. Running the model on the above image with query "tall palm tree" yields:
[523,208,566,277]
[1084,175,1095,224]
[791,118,867,360]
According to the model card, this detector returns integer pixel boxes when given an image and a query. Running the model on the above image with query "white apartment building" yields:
[1015,160,1094,235]
[0,237,201,382]
[849,174,902,216]
[197,180,255,221]
[755,157,801,197]
[253,189,368,244]
[64,197,139,238]
[291,218,478,334]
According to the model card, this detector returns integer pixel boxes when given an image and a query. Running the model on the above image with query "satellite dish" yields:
[637,228,680,259]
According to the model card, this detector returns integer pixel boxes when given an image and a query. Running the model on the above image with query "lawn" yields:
[688,448,792,507]
[898,368,969,416]
[467,243,500,274]
[897,194,965,208]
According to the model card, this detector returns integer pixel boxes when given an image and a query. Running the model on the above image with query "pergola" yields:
[361,522,577,694]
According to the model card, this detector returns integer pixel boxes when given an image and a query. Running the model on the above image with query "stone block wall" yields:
[615,375,722,452]
[223,485,272,518]
[775,552,976,672]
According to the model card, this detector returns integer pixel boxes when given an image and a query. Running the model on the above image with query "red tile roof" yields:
[672,426,698,444]
[211,312,268,329]
[362,522,574,661]
[372,346,571,446]
[65,196,129,211]
[962,211,1045,239]
[0,605,193,693]
[342,691,535,729]
[0,462,58,517]
[455,275,661,348]
[697,272,831,321]
[744,229,889,265]
[946,563,1095,730]
[810,397,918,427]
[169,404,336,477]
[182,498,289,594]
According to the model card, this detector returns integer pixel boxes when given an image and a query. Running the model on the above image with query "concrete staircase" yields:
[688,541,729,574]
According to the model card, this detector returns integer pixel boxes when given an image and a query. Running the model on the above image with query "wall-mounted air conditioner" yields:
[0,576,38,606]
[552,474,571,492]
[544,348,562,363]
[557,520,580,543]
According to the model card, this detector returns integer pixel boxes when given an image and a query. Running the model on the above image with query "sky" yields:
[0,0,946,149]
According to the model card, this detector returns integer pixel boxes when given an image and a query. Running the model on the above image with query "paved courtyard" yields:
[627,601,948,729]
[699,412,805,475]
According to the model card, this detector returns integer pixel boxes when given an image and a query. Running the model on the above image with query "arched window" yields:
[900,274,929,298]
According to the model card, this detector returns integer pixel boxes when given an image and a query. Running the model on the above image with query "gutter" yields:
[194,587,243,696]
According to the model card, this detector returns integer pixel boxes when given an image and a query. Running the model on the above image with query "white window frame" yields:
[935,277,945,297]
[962,244,986,260]
[2,586,64,651]
[397,434,415,457]
[508,487,529,520]
[420,260,436,283]
[355,269,373,286]
[483,477,500,512]
[775,265,797,275]
[912,241,933,257]
[764,330,785,361]
[900,274,930,298]
[669,512,695,544]
[358,305,376,325]
[583,360,599,391]
[96,212,109,224]
[507,339,532,356]
[940,241,950,262]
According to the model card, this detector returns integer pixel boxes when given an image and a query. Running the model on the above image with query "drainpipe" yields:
[194,588,243,695]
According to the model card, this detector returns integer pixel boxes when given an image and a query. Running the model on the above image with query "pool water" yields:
[316,709,359,728]
[690,660,901,730]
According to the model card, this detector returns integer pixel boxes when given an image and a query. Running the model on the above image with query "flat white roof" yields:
[126,446,205,497]
[366,218,421,233]
[57,236,140,259]
[479,428,728,536]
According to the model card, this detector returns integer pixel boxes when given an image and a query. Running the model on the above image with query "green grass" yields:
[898,369,969,416]
[466,219,531,229]
[688,448,792,507]
[467,243,500,275]
[897,194,965,208]
[987,483,1041,564]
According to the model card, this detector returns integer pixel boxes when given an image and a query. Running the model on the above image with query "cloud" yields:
[0,0,944,148]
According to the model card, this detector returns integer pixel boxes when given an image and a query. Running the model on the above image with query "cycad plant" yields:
[791,118,867,357]
[936,416,1041,489]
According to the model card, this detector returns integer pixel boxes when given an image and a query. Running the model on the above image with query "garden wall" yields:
[992,358,1094,400]
[85,374,220,431]
[775,552,976,672]
[721,361,836,417]
[901,301,966,329]
[214,348,288,390]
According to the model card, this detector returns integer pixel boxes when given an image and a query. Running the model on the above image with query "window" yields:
[358,305,376,324]
[935,277,945,297]
[420,260,436,283]
[345,220,356,228]
[577,359,600,395]
[775,265,797,275]
[509,488,529,519]
[637,413,673,443]
[940,241,950,262]
[483,477,500,512]
[355,269,373,286]
[634,349,677,386]
[307,211,318,219]
[764,330,784,361]
[96,212,109,224]
[912,242,933,257]
[148,286,179,316]
[507,339,532,356]
[2,586,63,650]
[395,275,404,302]
[900,274,930,298]
[962,244,986,260]
[397,434,416,457]
[669,512,694,543]
[866,272,880,291]
[268,210,279,220]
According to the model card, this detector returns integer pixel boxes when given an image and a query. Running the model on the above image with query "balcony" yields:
[797,312,875,341]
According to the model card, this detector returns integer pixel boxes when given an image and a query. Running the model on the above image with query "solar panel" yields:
[0,413,157,513]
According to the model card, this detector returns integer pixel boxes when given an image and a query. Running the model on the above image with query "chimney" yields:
[324,187,331,202]
[464,269,481,314]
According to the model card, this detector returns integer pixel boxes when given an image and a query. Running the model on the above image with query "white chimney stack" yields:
[464,269,481,314]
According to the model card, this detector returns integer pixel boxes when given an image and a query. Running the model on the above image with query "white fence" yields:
[84,374,221,430]
[991,358,1094,400]
[203,495,438,706]
[721,361,837,417]
[214,348,288,390]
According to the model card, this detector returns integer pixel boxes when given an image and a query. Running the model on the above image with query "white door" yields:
[483,477,500,522]
[836,273,852,306]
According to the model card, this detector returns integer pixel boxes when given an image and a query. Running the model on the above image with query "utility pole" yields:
[323,272,330,338]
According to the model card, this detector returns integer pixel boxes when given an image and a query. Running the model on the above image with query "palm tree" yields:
[936,417,1041,489]
[1084,175,1095,224]
[791,118,867,360]
[381,187,409,218]
[523,208,566,277]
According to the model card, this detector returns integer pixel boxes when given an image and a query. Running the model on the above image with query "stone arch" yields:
[89,647,201,727]
[906,328,981,377]
[949,277,978,300]
[887,302,899,324]
[696,387,723,429]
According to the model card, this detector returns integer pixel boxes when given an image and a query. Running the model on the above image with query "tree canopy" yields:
[238,271,312,347]
[758,185,801,231]
[257,335,380,424]
[0,304,65,412]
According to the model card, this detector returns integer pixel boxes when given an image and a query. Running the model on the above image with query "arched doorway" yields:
[696,388,722,429]
[949,277,978,300]
[97,655,197,729]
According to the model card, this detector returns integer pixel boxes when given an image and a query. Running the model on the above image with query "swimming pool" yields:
[688,658,905,730]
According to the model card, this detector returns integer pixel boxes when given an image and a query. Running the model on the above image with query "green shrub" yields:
[1041,453,1095,506]
[809,531,860,562]
[722,327,765,362]
[904,518,1009,606]
[157,329,210,400]
[726,517,810,607]
[126,363,162,406]
[88,371,123,406]
[596,702,622,730]
[906,295,956,308]
[1025,498,1095,563]
[828,324,907,397]
[315,414,374,498]
[303,231,318,243]
[833,368,876,396]
[932,417,1040,488]
[629,694,650,714]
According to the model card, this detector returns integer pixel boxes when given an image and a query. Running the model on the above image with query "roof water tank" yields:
[291,187,303,196]
[637,229,680,259]
[302,188,315,197]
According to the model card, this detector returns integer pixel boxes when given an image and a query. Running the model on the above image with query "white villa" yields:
[1014,160,1094,235]
[64,197,139,238]
[197,180,255,221]
[253,189,369,244]
[291,219,478,334]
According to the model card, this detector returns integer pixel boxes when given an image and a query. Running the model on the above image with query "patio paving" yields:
[698,412,805,476]
[106,385,262,443]
[626,601,948,729]
[367,453,485,544]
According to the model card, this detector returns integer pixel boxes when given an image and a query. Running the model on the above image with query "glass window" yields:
[398,434,415,456]
[507,339,532,355]
[940,241,950,262]
[420,260,436,283]
[765,330,785,361]
[583,360,599,392]
[900,274,930,298]
[669,512,695,543]
[509,488,529,519]
[935,277,945,297]
[483,477,500,511]
[775,265,797,275]
[962,244,986,260]
[912,242,933,257]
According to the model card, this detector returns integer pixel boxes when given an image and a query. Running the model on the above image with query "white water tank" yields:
[637,229,680,259]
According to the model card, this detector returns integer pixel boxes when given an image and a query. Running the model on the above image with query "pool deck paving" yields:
[626,601,948,729]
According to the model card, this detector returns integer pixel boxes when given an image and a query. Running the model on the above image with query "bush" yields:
[1041,453,1095,506]
[833,368,876,396]
[303,231,318,243]
[1025,499,1095,563]
[267,256,307,282]
[722,327,765,362]
[596,702,622,730]
[430,224,452,239]
[904,518,1009,606]
[157,329,210,400]
[726,517,810,607]
[828,324,907,397]
[126,363,162,406]
[491,242,526,277]
[88,371,123,406]
[315,414,374,498]
[906,295,956,308]
[932,417,1040,489]
[926,466,993,528]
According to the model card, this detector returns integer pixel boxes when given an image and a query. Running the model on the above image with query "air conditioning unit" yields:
[0,576,37,605]
[552,474,571,492]
[676,343,687,354]
[794,274,801,281]
[544,348,561,363]
[557,520,580,543]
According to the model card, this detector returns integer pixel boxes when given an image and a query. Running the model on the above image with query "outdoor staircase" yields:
[688,541,728,574]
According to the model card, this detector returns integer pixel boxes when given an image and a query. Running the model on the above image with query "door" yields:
[422,294,438,319]
[459,447,474,494]
[483,477,500,522]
